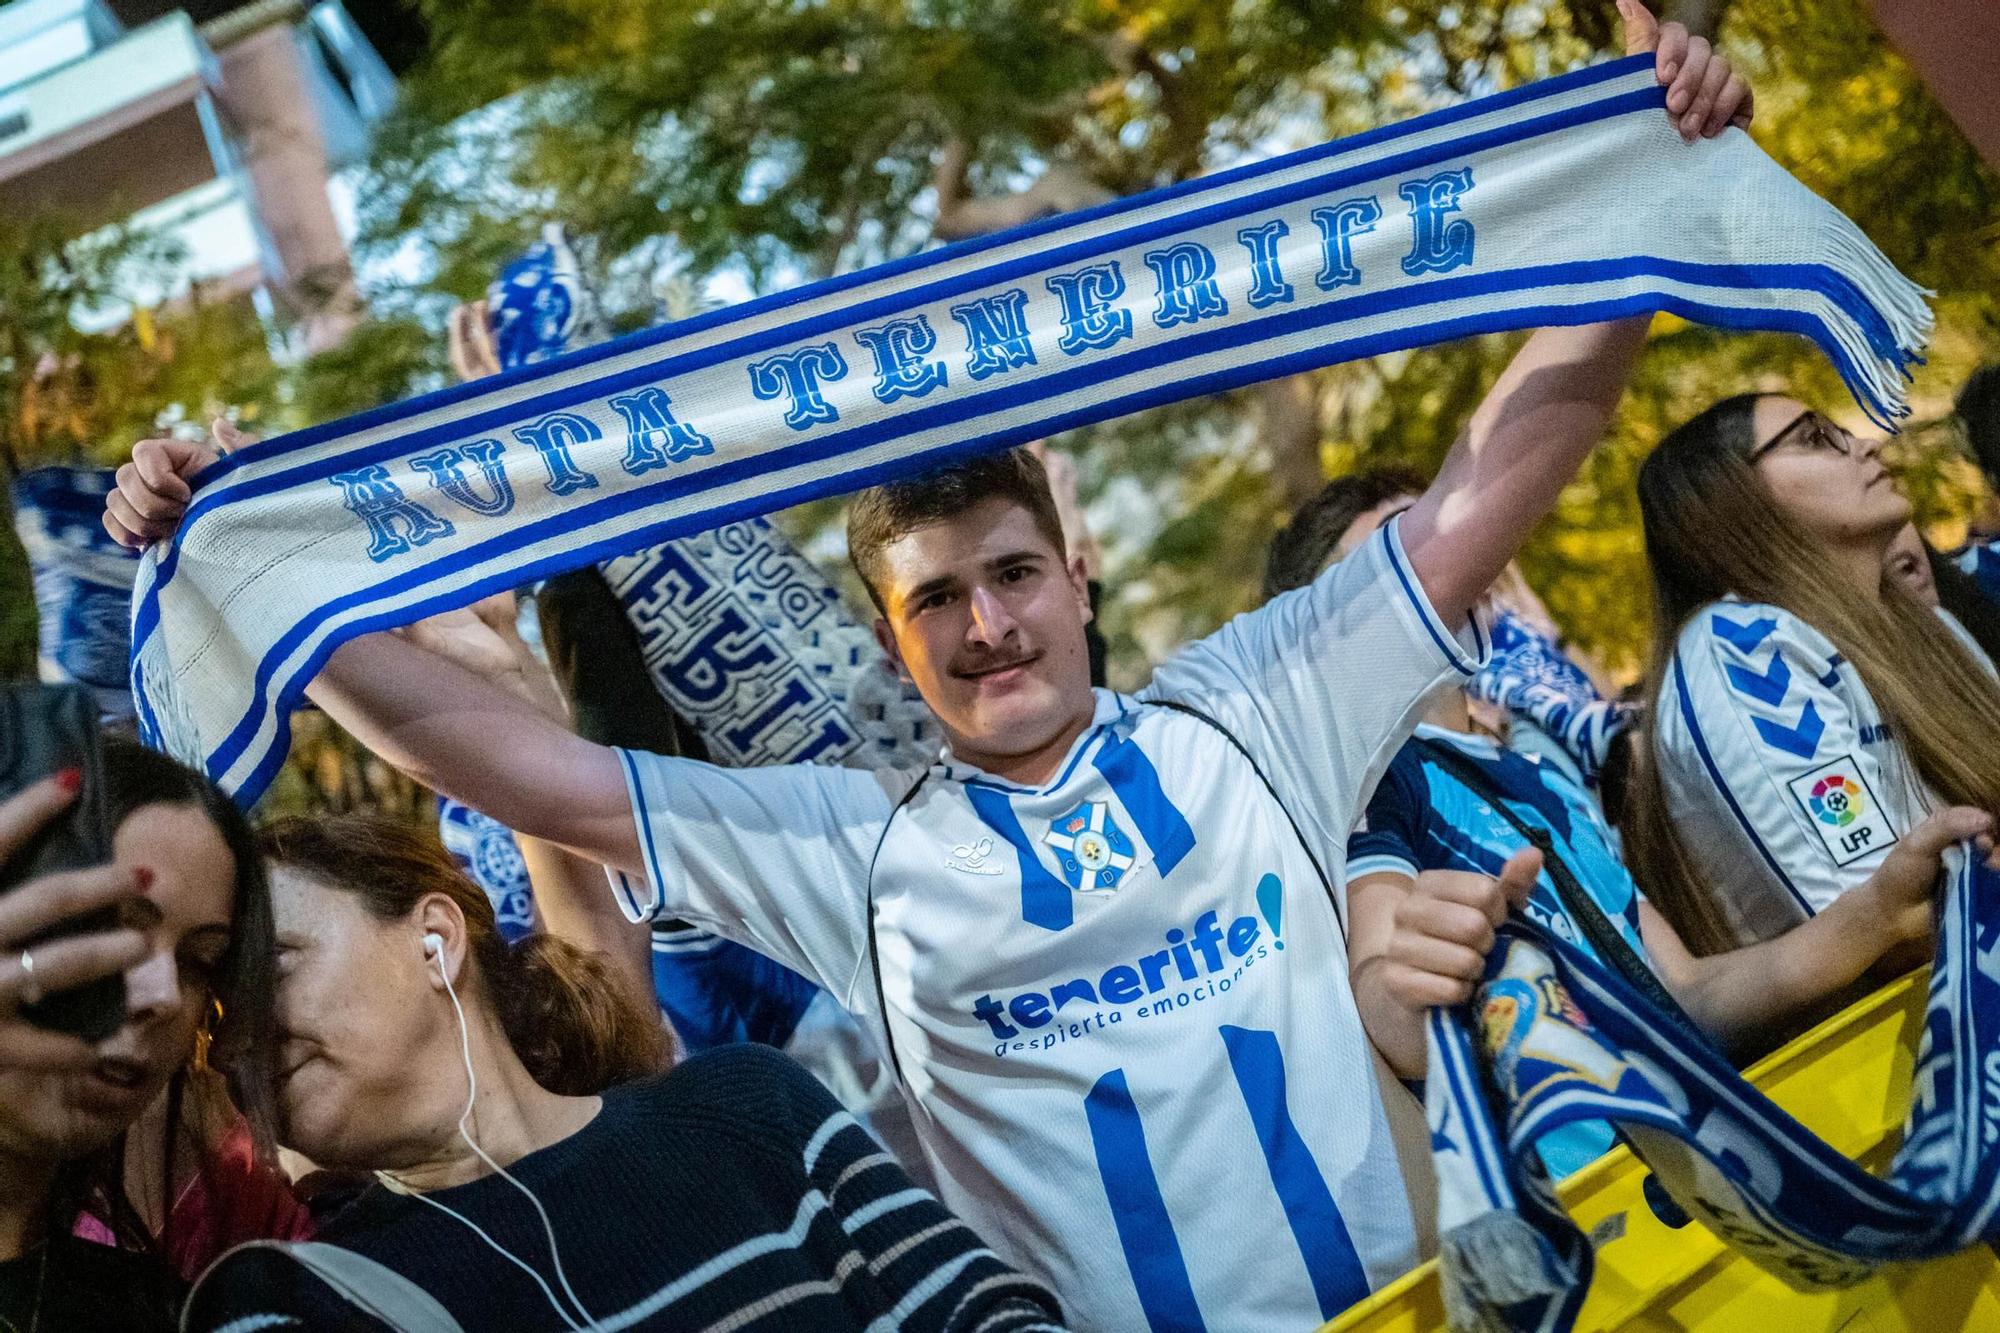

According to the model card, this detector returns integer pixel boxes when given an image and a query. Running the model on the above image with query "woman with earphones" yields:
[183,814,1066,1331]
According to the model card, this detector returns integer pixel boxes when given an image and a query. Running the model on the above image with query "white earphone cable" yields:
[378,939,603,1332]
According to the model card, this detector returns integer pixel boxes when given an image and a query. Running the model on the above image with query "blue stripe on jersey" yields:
[1670,657,1814,916]
[1708,611,1777,654]
[1751,699,1825,759]
[964,784,1077,931]
[1093,732,1197,877]
[1383,524,1478,677]
[1220,1026,1371,1318]
[1724,650,1791,706]
[1084,1069,1208,1333]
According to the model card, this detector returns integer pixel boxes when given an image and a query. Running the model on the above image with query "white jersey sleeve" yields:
[611,749,909,996]
[1655,601,1926,941]
[1140,514,1486,863]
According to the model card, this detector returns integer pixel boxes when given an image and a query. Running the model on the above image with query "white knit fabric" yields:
[130,55,1930,800]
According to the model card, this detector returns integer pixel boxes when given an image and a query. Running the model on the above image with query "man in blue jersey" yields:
[1293,480,1996,1160]
[1267,467,1636,793]
[110,15,1755,1327]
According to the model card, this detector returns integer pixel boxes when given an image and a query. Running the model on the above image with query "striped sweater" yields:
[183,1045,1062,1331]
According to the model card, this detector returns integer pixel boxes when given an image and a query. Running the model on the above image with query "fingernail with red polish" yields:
[54,767,83,795]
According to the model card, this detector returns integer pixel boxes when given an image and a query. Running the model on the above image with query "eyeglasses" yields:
[1748,411,1859,462]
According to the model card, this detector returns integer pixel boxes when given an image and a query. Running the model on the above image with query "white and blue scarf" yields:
[1428,845,2000,1331]
[130,54,1931,801]
[13,466,141,720]
[434,231,935,922]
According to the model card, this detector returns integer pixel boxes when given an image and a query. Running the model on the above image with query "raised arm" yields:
[1641,806,2000,1056]
[107,424,642,873]
[1399,319,1652,629]
[308,627,642,875]
[1398,1,1751,628]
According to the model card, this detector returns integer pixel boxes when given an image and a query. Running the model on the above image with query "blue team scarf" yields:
[1428,845,2000,1331]
[439,231,934,1002]
[130,54,1931,802]
[485,226,940,771]
[436,797,539,941]
[488,227,598,371]
[12,466,141,720]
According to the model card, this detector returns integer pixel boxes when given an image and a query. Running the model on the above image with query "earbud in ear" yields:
[423,932,444,958]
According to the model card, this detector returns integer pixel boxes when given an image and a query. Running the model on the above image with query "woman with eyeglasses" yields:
[1625,393,2000,975]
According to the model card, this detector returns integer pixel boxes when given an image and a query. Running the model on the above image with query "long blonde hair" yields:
[1628,394,2000,955]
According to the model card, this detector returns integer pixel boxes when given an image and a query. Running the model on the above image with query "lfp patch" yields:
[1787,756,1897,868]
[1043,800,1135,893]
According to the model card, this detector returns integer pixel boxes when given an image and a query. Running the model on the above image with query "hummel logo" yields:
[946,837,1003,876]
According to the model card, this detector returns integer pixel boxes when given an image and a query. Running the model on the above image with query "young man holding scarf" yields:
[110,10,1750,1328]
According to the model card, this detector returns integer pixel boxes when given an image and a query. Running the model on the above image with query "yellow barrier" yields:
[1324,970,2000,1332]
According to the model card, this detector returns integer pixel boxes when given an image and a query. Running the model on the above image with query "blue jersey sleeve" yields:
[1657,603,1915,934]
[1346,744,1429,882]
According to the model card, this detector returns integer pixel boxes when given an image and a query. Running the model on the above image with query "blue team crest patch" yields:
[1042,800,1135,893]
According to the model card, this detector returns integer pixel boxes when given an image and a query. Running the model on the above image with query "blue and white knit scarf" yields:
[130,54,1931,802]
[13,466,141,721]
[1428,845,2000,1331]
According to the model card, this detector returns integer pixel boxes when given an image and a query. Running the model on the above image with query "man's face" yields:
[871,498,1095,770]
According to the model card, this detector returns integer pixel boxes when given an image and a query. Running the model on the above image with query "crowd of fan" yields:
[12,26,2000,1333]
[6,361,1995,1331]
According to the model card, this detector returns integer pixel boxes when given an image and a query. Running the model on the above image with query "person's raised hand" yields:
[0,775,150,1073]
[1377,849,1541,1009]
[104,417,257,552]
[1865,806,1999,945]
[448,299,503,383]
[1618,0,1752,141]
[399,592,569,721]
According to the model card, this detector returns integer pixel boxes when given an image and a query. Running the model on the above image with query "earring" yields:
[190,996,224,1073]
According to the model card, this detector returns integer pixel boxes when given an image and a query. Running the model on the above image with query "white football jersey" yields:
[1654,598,1981,946]
[612,518,1482,1331]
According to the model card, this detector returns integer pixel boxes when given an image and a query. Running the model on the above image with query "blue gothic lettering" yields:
[329,464,455,562]
[950,289,1038,380]
[1310,197,1382,290]
[1044,261,1133,356]
[1399,168,1476,276]
[852,315,949,404]
[748,343,849,430]
[669,605,782,703]
[607,386,714,476]
[510,412,603,496]
[410,439,516,518]
[1143,242,1229,329]
[1236,220,1296,308]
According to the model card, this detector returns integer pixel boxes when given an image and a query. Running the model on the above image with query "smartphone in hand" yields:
[1,684,126,1040]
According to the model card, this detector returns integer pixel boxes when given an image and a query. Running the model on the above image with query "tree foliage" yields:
[6,0,1994,699]
[0,212,288,677]
[336,0,1995,685]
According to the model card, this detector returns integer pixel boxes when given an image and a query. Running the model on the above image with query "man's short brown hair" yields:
[847,448,1067,612]
[1262,466,1428,601]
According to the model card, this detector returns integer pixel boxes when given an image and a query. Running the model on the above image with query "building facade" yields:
[0,0,393,349]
